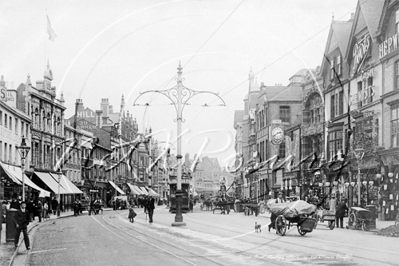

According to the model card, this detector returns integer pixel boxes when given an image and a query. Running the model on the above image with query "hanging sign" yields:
[351,35,371,77]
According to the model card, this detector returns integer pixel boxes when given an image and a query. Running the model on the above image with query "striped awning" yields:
[109,181,125,195]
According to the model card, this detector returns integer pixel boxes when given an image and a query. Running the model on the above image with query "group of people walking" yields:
[128,195,156,223]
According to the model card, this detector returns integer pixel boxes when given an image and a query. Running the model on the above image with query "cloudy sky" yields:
[0,0,358,167]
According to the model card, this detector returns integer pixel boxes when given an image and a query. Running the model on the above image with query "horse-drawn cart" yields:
[267,199,317,236]
[242,203,260,216]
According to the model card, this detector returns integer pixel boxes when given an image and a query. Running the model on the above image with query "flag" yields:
[47,15,57,41]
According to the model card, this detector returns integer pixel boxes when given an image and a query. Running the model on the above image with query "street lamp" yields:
[17,136,30,202]
[353,148,365,207]
[134,62,225,226]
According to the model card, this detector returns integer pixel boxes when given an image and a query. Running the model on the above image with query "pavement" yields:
[1,205,397,266]
[0,208,113,266]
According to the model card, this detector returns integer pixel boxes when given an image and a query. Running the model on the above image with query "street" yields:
[15,206,398,266]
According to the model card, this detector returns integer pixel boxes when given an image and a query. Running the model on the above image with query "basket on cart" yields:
[321,210,336,230]
[267,200,317,236]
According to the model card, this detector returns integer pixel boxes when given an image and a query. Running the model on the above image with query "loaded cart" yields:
[321,210,336,230]
[267,200,317,236]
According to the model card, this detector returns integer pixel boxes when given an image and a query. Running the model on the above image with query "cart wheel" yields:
[328,221,335,230]
[297,225,307,236]
[275,215,287,236]
[348,213,356,229]
[362,221,370,231]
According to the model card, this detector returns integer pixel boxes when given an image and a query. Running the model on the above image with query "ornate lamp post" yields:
[134,62,225,226]
[353,148,365,207]
[16,136,30,202]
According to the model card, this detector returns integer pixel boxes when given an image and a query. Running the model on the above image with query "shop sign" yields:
[351,35,371,77]
[0,86,6,101]
[379,33,399,59]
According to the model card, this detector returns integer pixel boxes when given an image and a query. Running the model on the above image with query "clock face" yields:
[272,127,283,139]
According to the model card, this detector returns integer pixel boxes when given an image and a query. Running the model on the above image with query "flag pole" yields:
[45,9,47,67]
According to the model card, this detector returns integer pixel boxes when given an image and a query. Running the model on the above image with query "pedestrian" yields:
[329,195,336,212]
[10,194,20,210]
[268,192,286,232]
[34,199,42,222]
[12,201,30,250]
[43,200,49,220]
[128,205,136,223]
[51,197,58,215]
[147,196,155,223]
[73,199,80,217]
[143,196,149,215]
[336,198,348,229]
[26,198,35,221]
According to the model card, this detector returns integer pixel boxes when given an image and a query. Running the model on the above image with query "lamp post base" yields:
[172,221,186,227]
[172,190,186,227]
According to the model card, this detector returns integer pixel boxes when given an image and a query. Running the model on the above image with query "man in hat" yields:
[268,192,286,232]
[147,196,155,223]
[13,201,30,250]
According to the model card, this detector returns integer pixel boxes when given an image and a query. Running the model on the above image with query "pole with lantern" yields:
[16,136,30,202]
[353,148,365,207]
[133,62,225,226]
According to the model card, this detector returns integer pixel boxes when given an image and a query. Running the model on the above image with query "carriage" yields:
[200,198,213,211]
[268,200,317,236]
[212,197,231,214]
[346,207,376,231]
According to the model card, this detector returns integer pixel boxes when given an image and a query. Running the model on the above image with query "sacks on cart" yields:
[266,200,316,218]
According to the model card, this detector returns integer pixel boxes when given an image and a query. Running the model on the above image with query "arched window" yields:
[306,93,323,124]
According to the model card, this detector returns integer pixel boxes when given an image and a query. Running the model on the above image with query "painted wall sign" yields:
[379,33,399,59]
[351,35,371,77]
[0,87,6,101]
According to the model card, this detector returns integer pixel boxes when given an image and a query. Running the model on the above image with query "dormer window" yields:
[330,55,342,80]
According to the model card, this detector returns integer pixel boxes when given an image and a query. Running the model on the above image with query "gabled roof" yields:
[263,85,302,102]
[376,0,396,38]
[233,110,245,129]
[345,0,385,59]
[358,0,385,39]
[320,19,353,75]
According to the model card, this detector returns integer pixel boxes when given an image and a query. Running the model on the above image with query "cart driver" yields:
[268,192,286,232]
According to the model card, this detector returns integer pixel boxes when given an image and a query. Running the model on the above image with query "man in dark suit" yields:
[147,196,155,223]
[336,198,348,228]
[13,201,30,250]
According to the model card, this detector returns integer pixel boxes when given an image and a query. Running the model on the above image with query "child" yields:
[128,206,136,223]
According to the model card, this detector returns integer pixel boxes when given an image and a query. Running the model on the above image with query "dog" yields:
[255,222,261,233]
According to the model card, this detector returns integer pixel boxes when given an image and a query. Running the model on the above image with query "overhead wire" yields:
[135,0,245,123]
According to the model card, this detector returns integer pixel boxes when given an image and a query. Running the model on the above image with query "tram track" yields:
[184,211,398,266]
[96,210,288,266]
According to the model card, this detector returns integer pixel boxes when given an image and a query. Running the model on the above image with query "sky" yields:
[0,0,358,168]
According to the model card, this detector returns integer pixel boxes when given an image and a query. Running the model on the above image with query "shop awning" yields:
[0,162,22,185]
[49,173,83,194]
[108,181,125,195]
[34,171,70,194]
[148,188,160,197]
[12,165,51,198]
[0,162,51,197]
[138,186,148,195]
[127,184,142,195]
